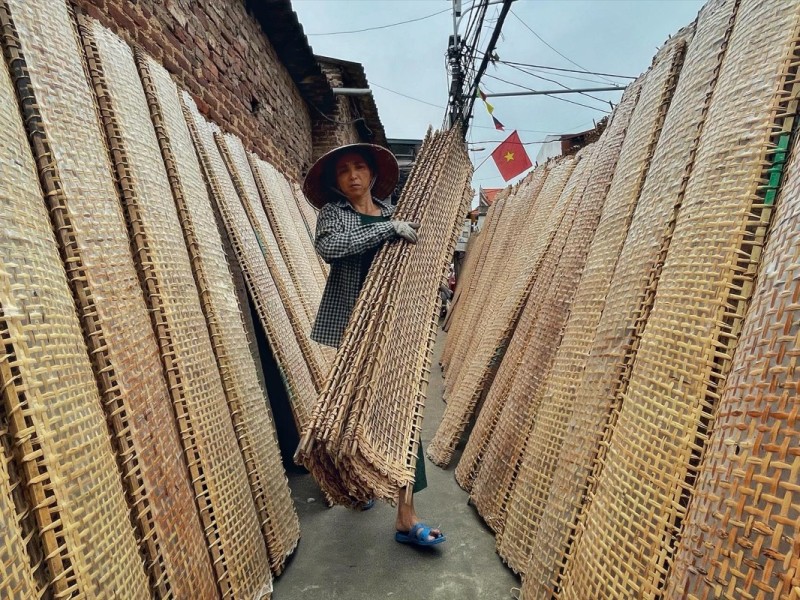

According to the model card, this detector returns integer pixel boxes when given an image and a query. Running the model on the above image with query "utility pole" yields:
[445,0,515,133]
[461,0,514,132]
[447,0,464,129]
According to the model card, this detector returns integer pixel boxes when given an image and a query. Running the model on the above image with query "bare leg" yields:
[395,485,441,541]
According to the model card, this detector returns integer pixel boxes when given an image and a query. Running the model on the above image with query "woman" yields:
[303,143,445,547]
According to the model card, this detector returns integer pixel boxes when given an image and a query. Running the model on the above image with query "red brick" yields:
[72,0,317,181]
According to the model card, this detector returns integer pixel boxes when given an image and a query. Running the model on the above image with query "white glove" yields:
[392,221,421,243]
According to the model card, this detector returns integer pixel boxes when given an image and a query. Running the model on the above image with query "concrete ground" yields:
[272,330,520,600]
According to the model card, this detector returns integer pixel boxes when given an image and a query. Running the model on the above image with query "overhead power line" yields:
[511,65,617,87]
[482,72,612,113]
[500,61,616,107]
[476,49,637,80]
[497,58,637,80]
[307,8,450,36]
[472,120,596,134]
[370,82,446,109]
[471,139,548,144]
[509,10,617,84]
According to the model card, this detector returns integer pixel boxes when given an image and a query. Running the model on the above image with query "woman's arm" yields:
[314,204,396,263]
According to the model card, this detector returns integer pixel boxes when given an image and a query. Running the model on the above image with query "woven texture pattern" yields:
[428,164,556,467]
[436,171,552,400]
[290,181,330,277]
[139,51,300,577]
[250,156,328,334]
[0,451,36,599]
[439,200,495,337]
[440,194,510,376]
[266,163,329,300]
[521,3,737,597]
[559,2,800,597]
[297,127,473,505]
[183,94,317,432]
[464,83,640,536]
[82,20,271,598]
[217,132,330,391]
[451,156,596,490]
[500,32,689,578]
[486,144,609,563]
[0,5,148,595]
[665,22,800,600]
[2,3,219,596]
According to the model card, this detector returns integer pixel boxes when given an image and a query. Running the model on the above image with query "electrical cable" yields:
[471,139,548,144]
[371,82,446,109]
[502,61,616,107]
[463,0,514,127]
[307,7,450,36]
[515,67,617,87]
[309,100,374,137]
[482,72,611,113]
[478,53,637,80]
[509,10,618,84]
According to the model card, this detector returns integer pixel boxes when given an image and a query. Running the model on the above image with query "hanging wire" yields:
[501,61,617,108]
[481,72,612,113]
[308,8,450,36]
[509,9,618,84]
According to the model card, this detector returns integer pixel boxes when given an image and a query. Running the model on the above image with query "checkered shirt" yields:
[311,197,396,348]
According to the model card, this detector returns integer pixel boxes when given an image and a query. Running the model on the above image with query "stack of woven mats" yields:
[296,127,473,505]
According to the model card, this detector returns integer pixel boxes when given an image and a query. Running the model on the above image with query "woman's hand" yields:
[392,221,421,243]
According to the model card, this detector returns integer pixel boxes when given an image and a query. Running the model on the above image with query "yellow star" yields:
[504,151,514,162]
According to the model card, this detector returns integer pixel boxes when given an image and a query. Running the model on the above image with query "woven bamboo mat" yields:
[0,449,37,599]
[559,2,800,598]
[81,20,272,598]
[292,181,330,277]
[440,176,546,399]
[439,177,530,398]
[0,7,149,594]
[467,147,600,537]
[664,20,800,600]
[297,127,473,505]
[216,132,330,391]
[274,172,328,298]
[441,185,518,377]
[441,189,509,353]
[249,157,334,365]
[1,4,219,597]
[183,93,318,433]
[280,169,330,305]
[440,196,506,373]
[0,40,66,599]
[290,181,331,278]
[222,135,318,328]
[250,157,327,317]
[290,180,317,240]
[430,157,581,467]
[138,51,300,576]
[439,207,489,336]
[521,2,737,597]
[466,81,641,536]
[440,168,551,406]
[451,154,593,491]
[498,31,689,579]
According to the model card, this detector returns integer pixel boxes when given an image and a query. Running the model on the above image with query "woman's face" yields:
[334,152,373,202]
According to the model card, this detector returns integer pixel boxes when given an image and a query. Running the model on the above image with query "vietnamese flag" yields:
[491,130,532,181]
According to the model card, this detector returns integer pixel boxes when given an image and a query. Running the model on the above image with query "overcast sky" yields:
[293,0,705,195]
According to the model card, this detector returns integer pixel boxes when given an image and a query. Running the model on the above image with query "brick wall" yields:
[73,0,314,181]
[311,62,361,161]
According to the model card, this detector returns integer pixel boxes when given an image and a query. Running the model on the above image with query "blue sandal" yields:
[395,523,446,546]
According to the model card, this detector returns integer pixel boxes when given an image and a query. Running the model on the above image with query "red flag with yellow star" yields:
[491,130,532,181]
